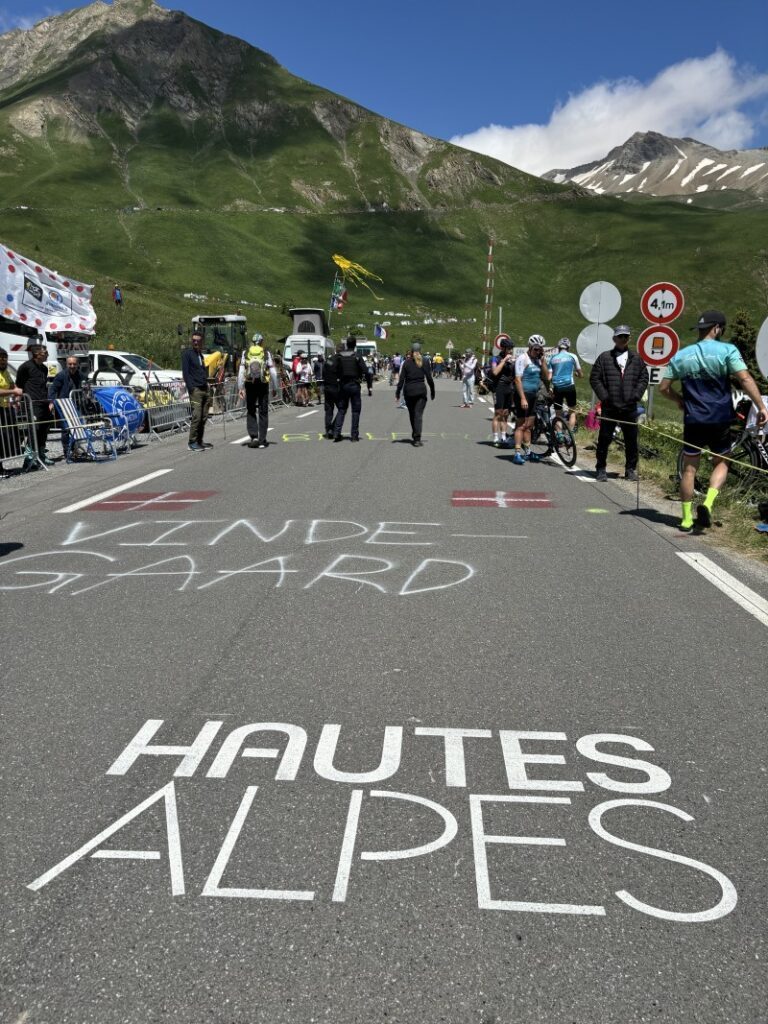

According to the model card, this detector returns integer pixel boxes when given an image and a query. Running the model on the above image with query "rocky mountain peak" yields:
[543,131,768,203]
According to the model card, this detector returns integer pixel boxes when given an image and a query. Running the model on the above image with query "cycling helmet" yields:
[251,332,264,343]
[557,337,571,349]
[528,334,546,349]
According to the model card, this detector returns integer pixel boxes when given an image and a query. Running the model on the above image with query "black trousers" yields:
[324,387,341,435]
[405,393,427,440]
[596,413,638,472]
[244,381,269,443]
[30,400,52,452]
[334,382,362,438]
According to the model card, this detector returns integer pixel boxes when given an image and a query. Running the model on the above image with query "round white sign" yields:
[756,315,768,381]
[579,281,621,324]
[576,323,615,365]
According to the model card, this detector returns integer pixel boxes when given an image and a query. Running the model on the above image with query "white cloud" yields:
[0,6,62,33]
[451,51,768,175]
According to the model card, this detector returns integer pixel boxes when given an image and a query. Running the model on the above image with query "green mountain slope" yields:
[0,0,766,364]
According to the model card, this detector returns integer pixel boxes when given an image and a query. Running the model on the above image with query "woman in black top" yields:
[395,342,435,446]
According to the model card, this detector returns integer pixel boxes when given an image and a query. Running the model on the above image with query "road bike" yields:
[527,400,578,467]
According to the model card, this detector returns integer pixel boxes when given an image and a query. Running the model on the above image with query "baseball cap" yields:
[613,324,631,338]
[692,309,726,331]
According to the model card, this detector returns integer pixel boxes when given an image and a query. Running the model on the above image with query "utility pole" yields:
[481,239,495,362]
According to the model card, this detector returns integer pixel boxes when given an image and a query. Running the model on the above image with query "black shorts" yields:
[552,385,577,410]
[514,391,537,420]
[494,385,513,412]
[682,422,732,457]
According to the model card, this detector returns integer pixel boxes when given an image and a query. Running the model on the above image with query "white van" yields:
[281,306,338,365]
[89,350,184,388]
[1,316,91,379]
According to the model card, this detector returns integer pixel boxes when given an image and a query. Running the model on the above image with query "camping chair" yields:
[54,397,118,463]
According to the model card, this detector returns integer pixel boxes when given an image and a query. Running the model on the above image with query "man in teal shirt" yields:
[660,309,766,531]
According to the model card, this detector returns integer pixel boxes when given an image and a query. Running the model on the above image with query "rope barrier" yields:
[575,405,768,477]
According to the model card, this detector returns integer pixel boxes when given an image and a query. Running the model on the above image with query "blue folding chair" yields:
[54,397,118,462]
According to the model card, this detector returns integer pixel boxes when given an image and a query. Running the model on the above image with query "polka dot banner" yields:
[0,244,95,334]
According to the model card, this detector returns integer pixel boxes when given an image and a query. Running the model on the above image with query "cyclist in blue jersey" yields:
[549,338,582,429]
[659,309,767,531]
[512,335,550,464]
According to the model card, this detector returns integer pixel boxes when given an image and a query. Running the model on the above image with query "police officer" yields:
[333,335,373,442]
[323,345,342,438]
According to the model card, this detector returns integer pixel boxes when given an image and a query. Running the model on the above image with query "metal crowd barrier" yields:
[144,388,192,441]
[210,378,246,423]
[0,393,50,475]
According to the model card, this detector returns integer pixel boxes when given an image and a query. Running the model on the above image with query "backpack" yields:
[248,359,263,382]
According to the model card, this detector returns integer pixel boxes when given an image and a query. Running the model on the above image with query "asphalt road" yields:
[2,379,767,1024]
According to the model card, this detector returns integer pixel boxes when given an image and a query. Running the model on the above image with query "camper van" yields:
[281,307,337,363]
[1,315,91,379]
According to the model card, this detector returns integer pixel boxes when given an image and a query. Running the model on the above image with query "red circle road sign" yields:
[640,282,685,325]
[638,325,680,366]
[494,333,511,346]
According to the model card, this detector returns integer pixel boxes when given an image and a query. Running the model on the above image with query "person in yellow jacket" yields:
[237,333,275,448]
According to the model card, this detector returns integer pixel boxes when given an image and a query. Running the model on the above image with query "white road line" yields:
[477,397,487,404]
[576,476,594,483]
[54,469,174,514]
[297,410,317,419]
[677,552,768,629]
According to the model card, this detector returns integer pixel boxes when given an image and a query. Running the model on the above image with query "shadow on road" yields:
[0,542,24,559]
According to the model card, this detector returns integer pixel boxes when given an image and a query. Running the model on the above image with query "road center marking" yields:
[297,410,318,418]
[54,469,174,514]
[677,552,768,629]
[452,491,553,509]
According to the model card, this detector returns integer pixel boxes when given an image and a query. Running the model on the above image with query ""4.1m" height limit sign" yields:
[640,282,685,326]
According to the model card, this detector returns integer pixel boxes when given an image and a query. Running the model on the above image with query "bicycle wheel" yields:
[527,414,552,462]
[551,417,577,467]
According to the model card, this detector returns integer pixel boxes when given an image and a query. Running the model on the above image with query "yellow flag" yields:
[332,253,383,298]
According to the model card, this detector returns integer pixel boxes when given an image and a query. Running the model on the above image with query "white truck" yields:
[1,315,91,379]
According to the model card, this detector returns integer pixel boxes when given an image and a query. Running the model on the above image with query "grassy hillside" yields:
[3,197,767,371]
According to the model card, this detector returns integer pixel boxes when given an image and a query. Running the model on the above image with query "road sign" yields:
[576,323,614,365]
[638,325,679,366]
[445,340,454,351]
[647,366,664,386]
[579,281,621,324]
[640,282,684,325]
[756,315,768,381]
[492,332,511,357]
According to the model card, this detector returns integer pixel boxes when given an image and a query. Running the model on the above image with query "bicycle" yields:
[527,399,578,467]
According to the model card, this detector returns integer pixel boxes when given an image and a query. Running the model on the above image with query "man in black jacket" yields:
[322,346,342,438]
[16,343,55,465]
[589,325,649,482]
[332,336,373,442]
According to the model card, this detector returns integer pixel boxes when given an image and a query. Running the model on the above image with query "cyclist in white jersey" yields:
[512,335,550,464]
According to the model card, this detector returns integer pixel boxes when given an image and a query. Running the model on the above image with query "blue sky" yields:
[4,0,767,172]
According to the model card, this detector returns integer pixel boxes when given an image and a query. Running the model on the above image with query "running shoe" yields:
[512,451,525,465]
[696,504,712,528]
